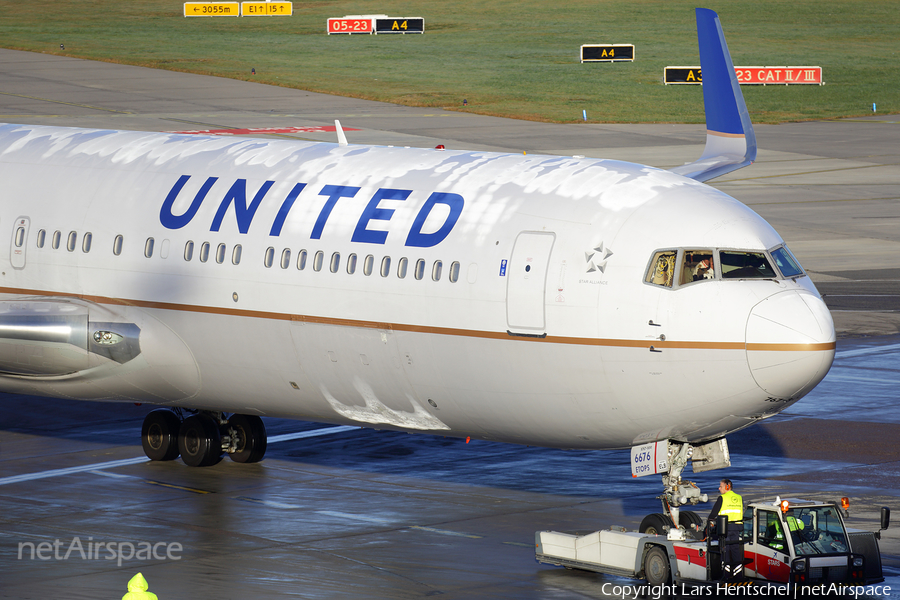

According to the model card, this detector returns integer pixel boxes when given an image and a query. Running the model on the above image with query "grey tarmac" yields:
[0,48,898,599]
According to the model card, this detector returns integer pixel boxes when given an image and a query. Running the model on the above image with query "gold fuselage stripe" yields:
[0,286,836,352]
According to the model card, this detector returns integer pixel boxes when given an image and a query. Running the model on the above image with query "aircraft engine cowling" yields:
[0,298,200,403]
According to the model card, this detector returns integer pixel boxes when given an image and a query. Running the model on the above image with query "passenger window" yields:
[264,247,275,268]
[397,257,408,279]
[36,229,46,249]
[449,261,460,283]
[432,260,443,281]
[82,232,92,253]
[113,235,123,256]
[330,252,341,273]
[280,248,291,269]
[297,249,307,270]
[720,251,776,279]
[184,241,194,261]
[680,250,715,285]
[232,245,242,265]
[313,251,324,272]
[200,242,210,263]
[363,254,374,276]
[347,253,358,274]
[771,246,804,278]
[52,230,61,250]
[414,259,425,280]
[67,232,77,252]
[144,238,154,258]
[216,243,226,264]
[380,256,391,277]
[645,250,676,287]
[14,227,25,248]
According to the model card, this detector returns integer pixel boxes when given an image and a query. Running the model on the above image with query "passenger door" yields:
[506,231,555,335]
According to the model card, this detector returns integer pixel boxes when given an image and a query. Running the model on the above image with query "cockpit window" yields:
[680,250,715,285]
[771,246,804,278]
[719,251,776,279]
[645,250,677,288]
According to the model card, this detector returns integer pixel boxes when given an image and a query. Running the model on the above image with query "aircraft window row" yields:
[263,246,460,282]
[33,228,93,253]
[645,246,801,288]
[26,230,462,284]
[183,241,243,265]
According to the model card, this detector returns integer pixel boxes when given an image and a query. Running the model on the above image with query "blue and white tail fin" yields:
[670,8,757,182]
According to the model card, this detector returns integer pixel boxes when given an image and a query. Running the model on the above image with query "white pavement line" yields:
[409,526,482,539]
[317,510,394,524]
[89,469,139,480]
[268,425,359,443]
[836,343,900,359]
[235,496,303,509]
[0,457,148,486]
[0,426,359,487]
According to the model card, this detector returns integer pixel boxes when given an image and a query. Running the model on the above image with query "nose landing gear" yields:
[637,439,731,538]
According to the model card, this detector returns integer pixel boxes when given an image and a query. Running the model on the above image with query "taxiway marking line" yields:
[0,426,359,487]
[236,496,303,509]
[409,526,483,539]
[835,343,900,359]
[0,457,148,486]
[0,91,133,114]
[268,425,359,443]
[317,510,395,524]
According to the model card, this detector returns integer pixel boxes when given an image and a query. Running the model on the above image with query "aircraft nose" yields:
[746,290,835,399]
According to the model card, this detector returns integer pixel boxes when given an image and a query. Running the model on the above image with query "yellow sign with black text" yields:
[184,2,239,16]
[242,2,292,16]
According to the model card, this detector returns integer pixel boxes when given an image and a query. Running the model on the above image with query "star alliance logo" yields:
[585,242,613,273]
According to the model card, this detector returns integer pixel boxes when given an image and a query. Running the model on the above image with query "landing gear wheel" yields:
[141,409,181,461]
[227,414,267,463]
[643,546,671,585]
[640,513,672,536]
[178,414,223,467]
[680,510,704,532]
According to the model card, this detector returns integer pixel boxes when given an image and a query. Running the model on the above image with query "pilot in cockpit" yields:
[682,252,715,284]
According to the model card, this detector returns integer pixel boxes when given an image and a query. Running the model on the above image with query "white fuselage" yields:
[0,124,835,449]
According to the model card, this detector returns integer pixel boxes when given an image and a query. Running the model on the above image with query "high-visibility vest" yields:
[786,515,805,532]
[720,490,743,522]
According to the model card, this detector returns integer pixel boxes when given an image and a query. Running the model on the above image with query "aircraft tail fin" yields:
[670,8,757,182]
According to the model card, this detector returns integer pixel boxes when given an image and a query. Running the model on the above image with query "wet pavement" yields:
[2,335,900,599]
[0,48,899,599]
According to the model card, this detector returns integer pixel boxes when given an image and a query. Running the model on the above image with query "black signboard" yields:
[375,17,424,34]
[581,44,634,62]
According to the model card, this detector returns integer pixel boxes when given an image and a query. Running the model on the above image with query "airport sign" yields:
[581,44,634,63]
[327,16,375,34]
[665,66,823,85]
[241,2,292,16]
[328,15,424,35]
[183,2,239,16]
[374,17,424,34]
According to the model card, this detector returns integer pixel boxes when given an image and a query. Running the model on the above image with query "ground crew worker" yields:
[122,572,159,600]
[786,513,806,546]
[708,478,743,582]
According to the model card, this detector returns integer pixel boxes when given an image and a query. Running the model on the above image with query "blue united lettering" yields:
[159,176,462,248]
